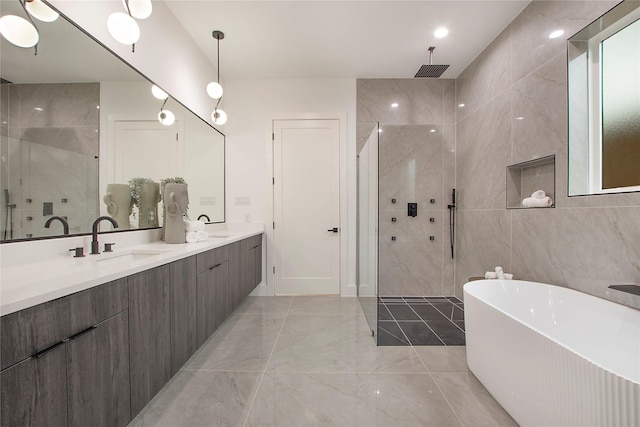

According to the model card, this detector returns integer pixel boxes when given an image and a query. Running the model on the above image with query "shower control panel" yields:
[408,202,417,217]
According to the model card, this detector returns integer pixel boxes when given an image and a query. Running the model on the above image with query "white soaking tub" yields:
[464,279,639,427]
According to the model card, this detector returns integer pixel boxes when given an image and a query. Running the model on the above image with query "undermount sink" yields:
[93,249,168,265]
[209,235,231,239]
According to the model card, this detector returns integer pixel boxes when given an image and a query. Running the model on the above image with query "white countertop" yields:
[0,224,264,316]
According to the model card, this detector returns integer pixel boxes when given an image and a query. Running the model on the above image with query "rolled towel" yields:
[196,230,208,242]
[485,271,514,280]
[522,196,553,208]
[186,231,198,243]
[495,266,505,280]
[531,190,546,199]
[184,220,206,232]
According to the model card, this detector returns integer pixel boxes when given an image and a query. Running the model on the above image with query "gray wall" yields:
[357,79,456,296]
[454,0,640,309]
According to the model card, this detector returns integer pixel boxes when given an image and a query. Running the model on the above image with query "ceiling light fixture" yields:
[0,0,41,53]
[25,0,59,23]
[209,30,228,126]
[151,84,169,100]
[107,0,150,52]
[434,27,449,38]
[391,103,399,108]
[157,97,175,126]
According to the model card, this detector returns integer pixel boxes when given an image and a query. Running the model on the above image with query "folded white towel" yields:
[196,230,208,242]
[522,196,553,208]
[184,220,206,232]
[186,231,198,243]
[531,190,546,199]
[485,271,514,280]
[495,266,505,280]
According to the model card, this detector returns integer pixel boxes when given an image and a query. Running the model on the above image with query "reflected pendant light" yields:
[151,84,169,100]
[206,30,224,100]
[0,14,38,48]
[212,108,227,125]
[158,97,175,126]
[123,0,152,20]
[25,0,59,23]
[107,11,140,45]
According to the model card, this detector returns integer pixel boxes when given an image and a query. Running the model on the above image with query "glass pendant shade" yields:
[25,0,59,23]
[107,12,140,45]
[206,81,223,99]
[123,0,152,20]
[158,109,175,126]
[0,15,39,48]
[212,108,227,125]
[151,85,169,100]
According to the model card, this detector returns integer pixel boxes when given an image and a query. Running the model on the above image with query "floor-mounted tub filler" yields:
[464,279,639,427]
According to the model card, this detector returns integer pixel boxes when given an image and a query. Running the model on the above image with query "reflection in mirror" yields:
[568,0,640,196]
[0,2,224,242]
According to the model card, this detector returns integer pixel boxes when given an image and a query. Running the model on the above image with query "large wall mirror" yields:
[0,2,224,242]
[568,0,640,196]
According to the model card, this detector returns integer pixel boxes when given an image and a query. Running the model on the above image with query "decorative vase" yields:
[139,181,160,228]
[103,183,131,230]
[163,183,189,244]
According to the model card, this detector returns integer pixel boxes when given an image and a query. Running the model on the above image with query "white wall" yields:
[224,78,357,296]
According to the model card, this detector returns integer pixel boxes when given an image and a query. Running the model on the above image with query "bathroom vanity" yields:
[0,229,262,427]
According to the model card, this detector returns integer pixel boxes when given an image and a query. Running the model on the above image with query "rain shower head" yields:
[414,46,449,78]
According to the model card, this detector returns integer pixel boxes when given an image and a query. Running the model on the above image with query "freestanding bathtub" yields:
[464,279,639,427]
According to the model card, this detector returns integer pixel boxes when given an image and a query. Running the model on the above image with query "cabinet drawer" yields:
[68,278,128,333]
[196,245,229,274]
[1,298,71,371]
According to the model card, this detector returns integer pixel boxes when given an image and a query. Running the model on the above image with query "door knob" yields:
[327,227,339,233]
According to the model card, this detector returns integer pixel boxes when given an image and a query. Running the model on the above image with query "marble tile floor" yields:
[129,296,517,427]
[378,296,466,346]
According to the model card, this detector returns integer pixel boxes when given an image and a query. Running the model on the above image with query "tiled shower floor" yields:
[378,296,465,346]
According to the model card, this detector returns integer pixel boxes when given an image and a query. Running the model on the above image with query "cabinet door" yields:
[0,344,67,427]
[169,256,198,376]
[68,278,128,333]
[254,242,263,289]
[240,238,256,300]
[66,311,130,427]
[196,261,228,347]
[1,297,70,371]
[227,241,242,313]
[129,265,171,416]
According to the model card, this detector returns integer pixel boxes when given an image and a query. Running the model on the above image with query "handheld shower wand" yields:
[447,189,456,259]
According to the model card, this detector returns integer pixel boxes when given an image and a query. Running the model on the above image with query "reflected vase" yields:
[163,183,189,244]
[103,183,131,230]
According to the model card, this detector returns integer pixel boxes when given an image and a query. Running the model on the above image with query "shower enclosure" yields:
[357,122,462,346]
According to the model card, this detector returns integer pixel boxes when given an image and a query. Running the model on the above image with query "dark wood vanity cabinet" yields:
[0,233,263,427]
[0,278,130,427]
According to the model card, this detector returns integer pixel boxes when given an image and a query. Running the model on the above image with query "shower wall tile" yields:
[455,0,640,308]
[442,123,456,295]
[378,125,443,207]
[456,91,511,211]
[455,210,512,297]
[512,51,567,164]
[443,80,456,125]
[511,207,640,309]
[19,83,99,127]
[455,29,511,122]
[357,79,445,124]
[21,125,99,157]
[379,209,443,296]
[509,0,619,84]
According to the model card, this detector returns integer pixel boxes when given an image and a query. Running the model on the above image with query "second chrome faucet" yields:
[91,216,118,255]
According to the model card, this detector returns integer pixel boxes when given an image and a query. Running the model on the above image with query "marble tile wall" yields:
[0,83,99,239]
[357,79,456,297]
[454,0,640,309]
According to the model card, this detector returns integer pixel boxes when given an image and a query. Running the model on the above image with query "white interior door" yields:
[273,119,340,295]
[114,120,183,183]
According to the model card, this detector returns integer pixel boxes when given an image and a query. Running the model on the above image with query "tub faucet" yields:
[44,216,69,235]
[91,216,118,255]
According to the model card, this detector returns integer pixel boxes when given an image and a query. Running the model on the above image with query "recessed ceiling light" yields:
[548,29,564,39]
[34,107,43,111]
[434,27,449,39]
[378,129,383,133]
[391,103,399,108]
[458,103,465,108]
[430,129,436,133]
[515,116,525,120]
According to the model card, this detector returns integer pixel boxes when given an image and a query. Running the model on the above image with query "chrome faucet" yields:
[44,216,69,235]
[91,216,118,255]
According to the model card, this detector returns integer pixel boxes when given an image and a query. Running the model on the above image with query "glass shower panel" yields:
[357,124,379,339]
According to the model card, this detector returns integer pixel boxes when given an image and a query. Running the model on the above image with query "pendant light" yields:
[207,31,224,100]
[212,108,227,126]
[25,0,59,23]
[153,85,175,126]
[108,0,149,52]
[0,0,40,52]
[123,0,152,20]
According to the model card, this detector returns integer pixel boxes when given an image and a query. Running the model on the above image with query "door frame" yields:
[264,112,349,296]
